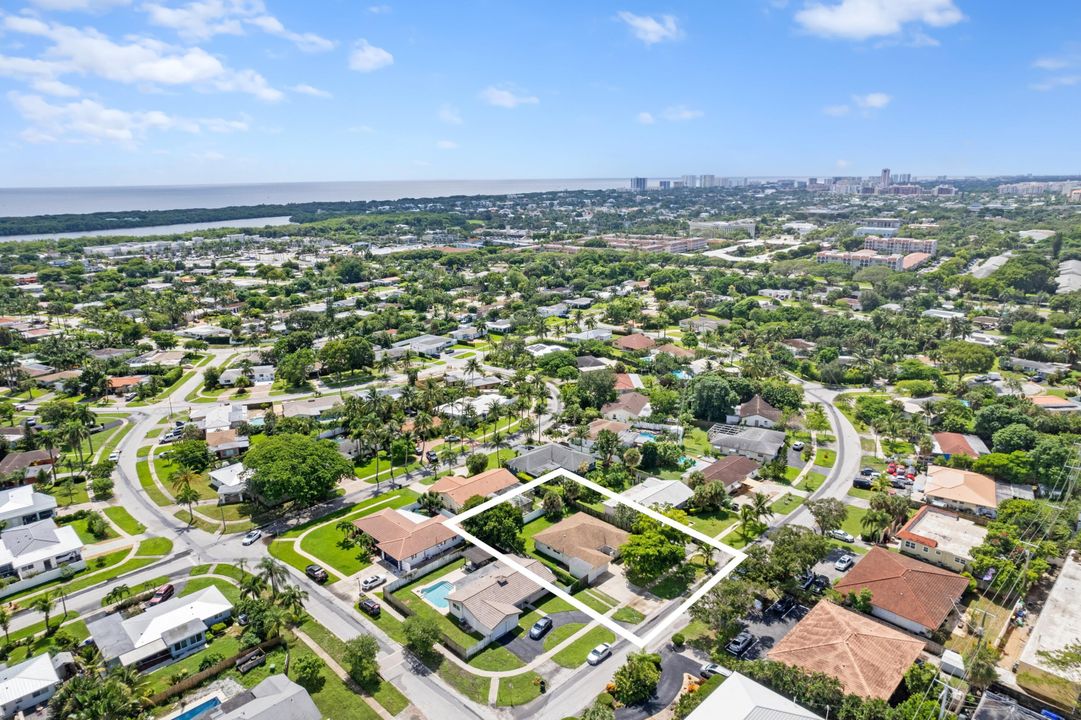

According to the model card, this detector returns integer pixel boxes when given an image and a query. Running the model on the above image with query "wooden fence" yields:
[146,637,283,707]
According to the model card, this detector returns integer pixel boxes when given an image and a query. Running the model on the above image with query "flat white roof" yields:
[906,508,987,558]
[1020,554,1081,683]
[0,486,55,521]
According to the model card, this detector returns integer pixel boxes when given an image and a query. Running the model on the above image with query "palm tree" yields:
[738,504,758,541]
[240,573,267,599]
[278,584,308,619]
[262,603,290,673]
[176,485,201,525]
[104,584,131,607]
[0,607,9,644]
[965,642,1000,692]
[860,509,892,544]
[32,593,54,630]
[750,492,774,526]
[62,420,90,470]
[258,557,289,597]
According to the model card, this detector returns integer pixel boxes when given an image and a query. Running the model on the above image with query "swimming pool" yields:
[421,580,455,609]
[172,697,221,720]
[638,432,657,442]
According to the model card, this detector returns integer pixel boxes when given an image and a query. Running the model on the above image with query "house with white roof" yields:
[219,365,275,386]
[684,671,822,720]
[197,674,320,720]
[602,477,693,515]
[0,519,85,599]
[0,486,55,528]
[194,403,249,434]
[87,586,233,670]
[0,652,73,719]
[209,463,251,504]
[436,394,512,421]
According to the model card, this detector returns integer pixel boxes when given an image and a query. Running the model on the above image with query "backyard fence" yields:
[146,636,283,707]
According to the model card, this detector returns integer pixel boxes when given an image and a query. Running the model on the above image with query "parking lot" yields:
[730,600,810,661]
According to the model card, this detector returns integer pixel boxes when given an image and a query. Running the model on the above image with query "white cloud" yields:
[438,103,462,125]
[1033,57,1070,71]
[822,104,850,116]
[852,91,891,108]
[661,105,703,121]
[348,124,375,133]
[292,83,331,98]
[836,159,850,168]
[141,0,335,51]
[1,14,282,100]
[616,11,681,45]
[435,139,458,150]
[795,0,962,41]
[349,39,393,72]
[636,111,655,124]
[368,4,391,13]
[479,86,538,108]
[192,150,225,161]
[1030,75,1080,92]
[8,91,245,144]
[28,0,130,10]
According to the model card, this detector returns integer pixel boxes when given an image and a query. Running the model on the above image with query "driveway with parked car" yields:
[498,609,593,664]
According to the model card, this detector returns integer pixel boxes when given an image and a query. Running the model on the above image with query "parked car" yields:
[123,392,137,402]
[799,572,816,591]
[242,529,263,546]
[425,450,438,463]
[108,451,120,462]
[834,555,855,572]
[147,583,174,606]
[771,595,796,616]
[361,575,385,591]
[828,529,855,543]
[586,643,612,665]
[725,630,754,656]
[792,441,805,451]
[852,477,872,490]
[360,599,381,617]
[860,467,877,476]
[305,564,329,583]
[444,435,461,443]
[529,617,553,640]
[701,663,726,678]
[811,575,831,594]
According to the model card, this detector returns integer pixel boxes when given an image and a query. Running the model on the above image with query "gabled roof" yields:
[0,653,60,708]
[701,455,760,489]
[614,333,656,351]
[767,601,924,700]
[352,508,458,561]
[447,557,555,634]
[430,468,519,507]
[932,432,989,458]
[654,343,695,358]
[533,512,629,570]
[684,672,822,720]
[602,391,650,416]
[924,465,998,509]
[833,547,968,630]
[738,395,782,422]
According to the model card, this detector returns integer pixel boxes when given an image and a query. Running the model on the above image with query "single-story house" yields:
[87,586,233,670]
[833,547,968,636]
[0,519,86,599]
[699,455,760,494]
[533,512,629,583]
[391,334,453,358]
[653,344,695,359]
[33,370,79,391]
[436,394,512,421]
[506,444,594,478]
[0,486,55,528]
[897,506,987,572]
[0,652,73,719]
[1030,395,1081,413]
[277,396,340,421]
[524,343,563,358]
[767,601,924,700]
[207,429,249,460]
[736,395,783,428]
[566,329,612,343]
[602,477,693,514]
[352,508,462,572]
[919,465,998,515]
[680,316,722,333]
[447,558,555,642]
[613,373,645,393]
[219,365,275,386]
[583,419,636,448]
[576,356,609,372]
[107,375,149,395]
[199,675,321,720]
[683,671,823,720]
[209,462,251,504]
[601,392,652,422]
[0,449,57,484]
[614,333,656,352]
[931,432,990,459]
[707,425,787,463]
[537,303,569,318]
[429,468,520,513]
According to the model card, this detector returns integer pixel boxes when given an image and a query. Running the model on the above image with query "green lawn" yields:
[103,506,146,535]
[496,672,542,706]
[42,481,90,507]
[861,455,887,471]
[136,537,173,556]
[354,452,421,484]
[153,453,215,501]
[682,427,713,457]
[144,634,242,694]
[783,465,803,482]
[433,657,490,704]
[277,489,419,539]
[520,593,575,627]
[388,559,484,649]
[269,540,332,580]
[769,493,804,515]
[543,622,584,652]
[136,460,172,506]
[298,491,420,579]
[469,642,525,671]
[726,521,767,549]
[813,448,837,468]
[181,576,242,605]
[551,626,616,668]
[682,509,737,537]
[66,514,118,544]
[847,487,876,500]
[612,606,646,624]
[795,471,826,492]
[839,505,868,539]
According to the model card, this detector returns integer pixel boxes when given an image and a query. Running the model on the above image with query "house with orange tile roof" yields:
[653,343,695,359]
[920,465,998,515]
[352,508,462,572]
[533,512,629,584]
[931,432,990,459]
[767,601,924,700]
[833,547,968,636]
[1030,395,1081,413]
[613,333,656,352]
[429,467,520,513]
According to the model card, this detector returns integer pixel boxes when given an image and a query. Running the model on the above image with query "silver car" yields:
[361,575,385,591]
[586,643,612,665]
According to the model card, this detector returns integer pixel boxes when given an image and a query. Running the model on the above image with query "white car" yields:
[361,575,385,591]
[242,529,263,546]
[792,441,805,451]
[834,555,855,572]
[828,529,855,543]
[586,643,612,665]
[108,451,120,462]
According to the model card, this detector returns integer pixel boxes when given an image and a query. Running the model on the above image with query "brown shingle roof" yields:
[700,455,760,489]
[447,557,555,633]
[0,449,57,476]
[534,513,629,570]
[614,333,656,351]
[601,391,650,416]
[654,343,694,358]
[767,601,924,700]
[429,468,519,507]
[352,509,457,561]
[833,547,968,631]
[738,395,782,422]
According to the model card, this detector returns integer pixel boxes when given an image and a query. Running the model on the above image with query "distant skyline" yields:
[1,1,1080,187]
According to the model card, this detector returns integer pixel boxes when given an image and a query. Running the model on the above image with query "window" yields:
[923,547,929,553]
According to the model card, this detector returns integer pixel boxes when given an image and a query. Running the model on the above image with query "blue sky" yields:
[0,0,1079,187]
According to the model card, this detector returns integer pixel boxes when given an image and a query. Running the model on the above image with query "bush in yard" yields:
[169,669,190,686]
[293,654,325,692]
[85,511,109,539]
[582,701,615,720]
[403,614,442,660]
[672,632,685,647]
[210,622,227,636]
[466,452,488,476]
[198,653,223,671]
[612,652,662,706]
[91,477,114,500]
[344,634,380,687]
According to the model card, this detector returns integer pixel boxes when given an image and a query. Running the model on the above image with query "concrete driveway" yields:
[501,610,593,663]
[614,651,702,720]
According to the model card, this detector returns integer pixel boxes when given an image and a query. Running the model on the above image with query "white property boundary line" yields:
[443,467,746,649]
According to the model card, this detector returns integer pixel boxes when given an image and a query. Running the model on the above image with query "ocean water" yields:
[0,178,627,217]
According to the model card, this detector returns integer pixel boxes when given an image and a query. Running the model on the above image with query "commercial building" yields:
[815,249,931,272]
[897,506,987,572]
[88,586,234,670]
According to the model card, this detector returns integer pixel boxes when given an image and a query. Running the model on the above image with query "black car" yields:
[811,575,831,594]
[529,617,554,640]
[425,450,439,463]
[359,599,381,618]
[798,571,816,591]
[860,467,876,476]
[305,564,329,583]
[771,595,796,616]
[725,631,754,656]
[853,477,872,490]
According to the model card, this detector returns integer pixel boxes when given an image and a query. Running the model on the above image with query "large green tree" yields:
[244,433,354,507]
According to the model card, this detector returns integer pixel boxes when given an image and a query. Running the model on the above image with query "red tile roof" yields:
[614,333,656,351]
[700,455,760,489]
[933,432,980,458]
[833,547,968,631]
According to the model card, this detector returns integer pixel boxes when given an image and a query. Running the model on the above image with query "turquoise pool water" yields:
[421,580,455,609]
[173,697,221,720]
[638,432,657,441]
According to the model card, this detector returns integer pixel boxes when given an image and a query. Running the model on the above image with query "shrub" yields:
[465,453,488,476]
[85,511,109,539]
[198,653,224,671]
[672,632,685,647]
[210,622,227,636]
[168,669,190,686]
[293,654,325,692]
[91,477,114,500]
[896,379,936,398]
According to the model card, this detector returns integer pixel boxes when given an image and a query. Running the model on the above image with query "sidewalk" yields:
[293,628,395,720]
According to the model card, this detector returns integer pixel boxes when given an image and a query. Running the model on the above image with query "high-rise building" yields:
[681,175,698,188]
[880,168,891,187]
[659,180,672,189]
[699,174,716,188]
[630,177,647,191]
